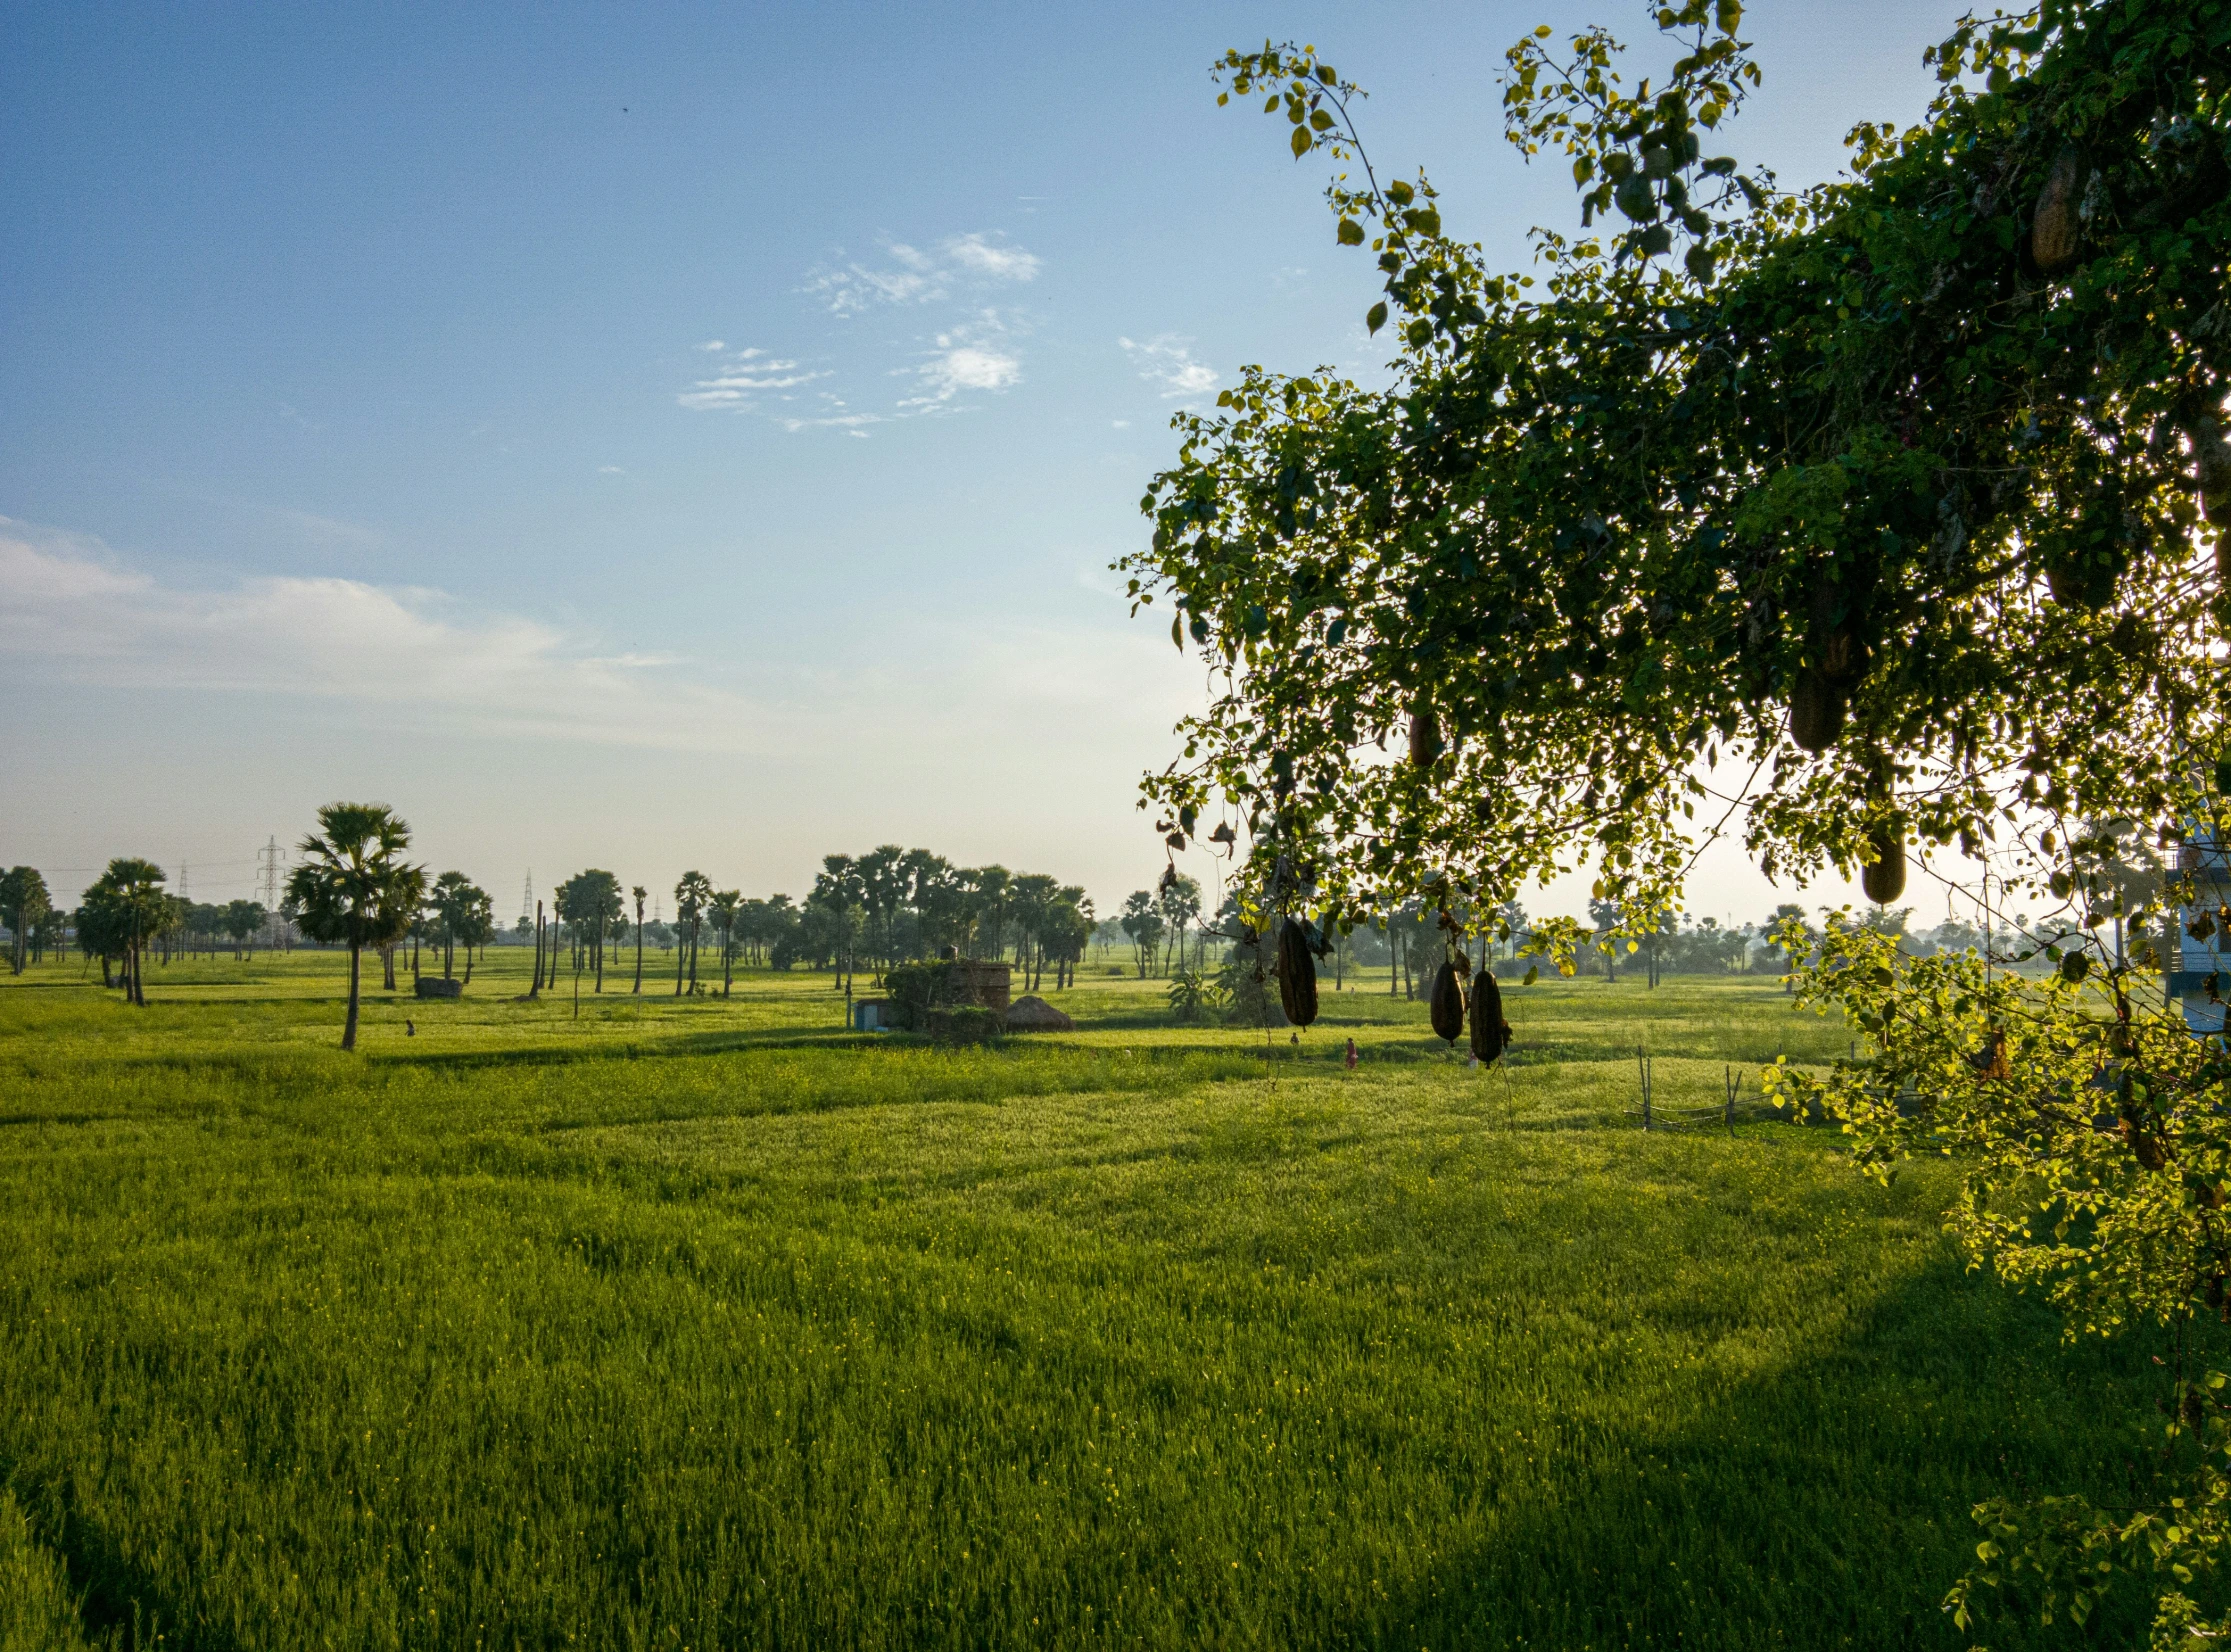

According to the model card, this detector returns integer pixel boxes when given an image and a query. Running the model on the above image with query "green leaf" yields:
[2061,952,2090,985]
[1523,965,1539,986]
[1290,126,1311,158]
[1337,217,1364,246]
[1365,301,1388,334]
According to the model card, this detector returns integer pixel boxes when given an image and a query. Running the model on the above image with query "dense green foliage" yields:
[1131,0,2231,917]
[0,949,2199,1649]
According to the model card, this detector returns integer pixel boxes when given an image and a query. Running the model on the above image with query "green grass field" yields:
[0,947,2176,1649]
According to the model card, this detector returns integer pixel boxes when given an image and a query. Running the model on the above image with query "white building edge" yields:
[2170,832,2230,1036]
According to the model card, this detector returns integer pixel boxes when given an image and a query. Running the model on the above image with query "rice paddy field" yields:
[0,946,2183,1649]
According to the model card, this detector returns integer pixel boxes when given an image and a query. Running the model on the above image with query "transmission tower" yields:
[178,861,189,900]
[521,870,534,930]
[256,837,285,910]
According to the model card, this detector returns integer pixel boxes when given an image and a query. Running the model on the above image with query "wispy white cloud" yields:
[780,408,884,439]
[912,345,1021,404]
[805,232,1040,315]
[677,347,826,412]
[899,313,1023,411]
[1120,335,1219,400]
[0,519,788,754]
[697,339,727,352]
[941,232,1041,282]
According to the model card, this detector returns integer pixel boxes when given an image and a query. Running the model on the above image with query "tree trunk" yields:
[634,909,644,995]
[342,945,362,1051]
[595,924,604,992]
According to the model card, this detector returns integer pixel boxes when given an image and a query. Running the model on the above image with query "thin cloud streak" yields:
[0,521,786,755]
[0,520,1195,768]
[804,231,1040,315]
[678,348,825,412]
[1120,335,1218,400]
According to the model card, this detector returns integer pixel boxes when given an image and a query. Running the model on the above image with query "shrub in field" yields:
[925,1004,1000,1043]
[1166,967,1224,1023]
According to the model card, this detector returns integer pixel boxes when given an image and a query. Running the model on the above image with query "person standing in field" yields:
[1344,1037,1358,1071]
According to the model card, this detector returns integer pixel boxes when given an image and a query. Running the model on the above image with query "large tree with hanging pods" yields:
[1126,2,2231,1638]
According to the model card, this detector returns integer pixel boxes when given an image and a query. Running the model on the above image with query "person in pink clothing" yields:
[1344,1037,1358,1070]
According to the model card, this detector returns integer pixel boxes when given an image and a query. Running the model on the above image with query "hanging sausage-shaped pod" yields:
[1428,958,1465,1045]
[1861,822,1906,905]
[1277,916,1319,1028]
[1468,967,1509,1065]
[1408,707,1444,769]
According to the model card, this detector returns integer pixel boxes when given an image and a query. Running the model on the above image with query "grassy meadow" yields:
[0,945,2181,1649]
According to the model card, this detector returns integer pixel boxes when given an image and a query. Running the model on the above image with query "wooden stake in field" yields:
[1637,1042,1653,1130]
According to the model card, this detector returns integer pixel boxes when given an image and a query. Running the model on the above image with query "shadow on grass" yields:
[368,1026,876,1073]
[5,1471,233,1652]
[1328,1252,2179,1652]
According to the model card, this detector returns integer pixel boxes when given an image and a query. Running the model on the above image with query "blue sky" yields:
[2,0,1967,923]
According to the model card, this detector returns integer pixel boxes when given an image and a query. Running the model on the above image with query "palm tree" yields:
[711,890,742,996]
[673,871,713,995]
[632,885,647,994]
[429,870,485,980]
[0,867,52,976]
[285,803,421,1052]
[79,859,167,1005]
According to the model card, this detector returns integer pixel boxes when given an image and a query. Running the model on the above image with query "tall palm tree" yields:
[710,890,741,997]
[81,859,167,1006]
[632,886,647,994]
[0,867,51,976]
[285,803,421,1052]
[673,871,712,996]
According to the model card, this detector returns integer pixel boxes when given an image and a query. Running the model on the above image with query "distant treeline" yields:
[0,845,1098,1001]
[534,851,1095,998]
